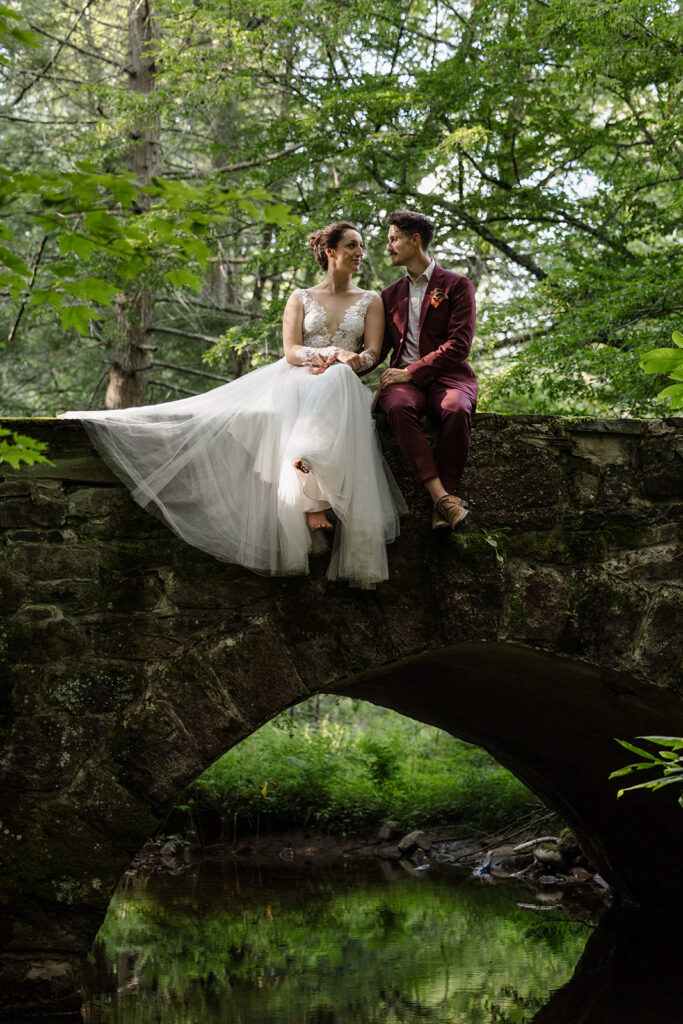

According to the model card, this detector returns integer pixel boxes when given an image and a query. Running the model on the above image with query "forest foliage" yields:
[1,0,681,416]
[174,696,540,839]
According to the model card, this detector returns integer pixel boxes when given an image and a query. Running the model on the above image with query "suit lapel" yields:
[418,264,445,339]
[390,277,409,365]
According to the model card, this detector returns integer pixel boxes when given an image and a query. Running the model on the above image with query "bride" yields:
[60,221,406,588]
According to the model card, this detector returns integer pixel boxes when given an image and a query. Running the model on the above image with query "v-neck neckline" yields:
[304,290,367,344]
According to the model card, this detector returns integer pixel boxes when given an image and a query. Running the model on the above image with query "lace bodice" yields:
[296,289,378,352]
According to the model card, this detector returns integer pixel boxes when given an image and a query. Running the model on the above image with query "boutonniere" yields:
[430,289,448,308]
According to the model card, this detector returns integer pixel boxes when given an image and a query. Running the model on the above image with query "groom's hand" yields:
[380,367,412,389]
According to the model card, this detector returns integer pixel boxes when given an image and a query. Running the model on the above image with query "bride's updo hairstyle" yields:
[307,221,359,270]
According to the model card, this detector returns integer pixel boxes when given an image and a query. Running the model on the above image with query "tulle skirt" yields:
[60,358,407,588]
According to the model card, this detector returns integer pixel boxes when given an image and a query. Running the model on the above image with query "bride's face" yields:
[327,229,364,273]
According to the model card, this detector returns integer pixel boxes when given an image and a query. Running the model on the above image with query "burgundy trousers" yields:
[377,380,475,492]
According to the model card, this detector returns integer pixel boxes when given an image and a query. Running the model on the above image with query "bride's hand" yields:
[335,349,363,373]
[308,351,337,374]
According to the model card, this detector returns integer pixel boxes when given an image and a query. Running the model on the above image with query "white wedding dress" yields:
[60,289,406,588]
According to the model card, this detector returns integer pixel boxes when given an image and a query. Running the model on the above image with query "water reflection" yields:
[85,861,590,1024]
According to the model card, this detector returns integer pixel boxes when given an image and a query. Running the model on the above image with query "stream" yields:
[83,859,683,1024]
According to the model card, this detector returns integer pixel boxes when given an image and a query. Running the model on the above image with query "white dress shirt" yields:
[397,259,436,368]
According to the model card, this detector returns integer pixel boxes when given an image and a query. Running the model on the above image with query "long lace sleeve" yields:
[295,344,338,364]
[357,349,377,370]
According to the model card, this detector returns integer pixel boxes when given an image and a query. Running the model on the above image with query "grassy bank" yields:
[172,697,542,842]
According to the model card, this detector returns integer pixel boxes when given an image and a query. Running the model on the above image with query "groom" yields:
[377,209,477,532]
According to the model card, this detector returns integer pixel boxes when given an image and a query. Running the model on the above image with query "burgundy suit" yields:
[377,264,477,492]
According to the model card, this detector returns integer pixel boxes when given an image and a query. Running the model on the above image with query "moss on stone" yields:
[11,802,127,909]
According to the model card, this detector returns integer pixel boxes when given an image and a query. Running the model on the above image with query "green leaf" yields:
[621,776,683,796]
[609,761,660,779]
[0,271,27,291]
[0,246,28,276]
[58,233,99,258]
[60,304,103,335]
[671,331,683,349]
[0,432,51,468]
[116,258,147,279]
[31,289,63,309]
[263,203,294,226]
[657,383,683,409]
[639,737,683,750]
[10,27,40,47]
[62,277,119,306]
[179,236,211,267]
[615,739,659,762]
[165,268,203,292]
[83,210,121,237]
[147,216,178,244]
[640,348,683,374]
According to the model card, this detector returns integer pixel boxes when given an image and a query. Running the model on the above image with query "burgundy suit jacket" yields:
[380,264,477,400]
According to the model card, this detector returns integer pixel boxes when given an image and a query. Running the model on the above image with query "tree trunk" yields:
[105,0,159,409]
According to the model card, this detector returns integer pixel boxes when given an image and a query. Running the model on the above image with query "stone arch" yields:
[0,412,680,1014]
[328,642,683,907]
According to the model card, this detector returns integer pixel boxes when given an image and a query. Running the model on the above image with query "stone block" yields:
[30,578,106,615]
[41,663,145,715]
[65,766,157,851]
[0,569,25,615]
[565,577,646,669]
[7,607,87,663]
[467,453,563,529]
[10,544,100,581]
[0,714,112,792]
[633,589,683,686]
[66,487,127,520]
[0,480,31,498]
[517,567,572,644]
[5,529,65,544]
[157,565,272,609]
[0,497,65,529]
[640,440,683,499]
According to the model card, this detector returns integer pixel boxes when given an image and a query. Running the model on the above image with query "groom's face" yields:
[387,226,417,267]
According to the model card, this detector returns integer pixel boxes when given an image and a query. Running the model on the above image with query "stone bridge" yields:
[0,413,681,1015]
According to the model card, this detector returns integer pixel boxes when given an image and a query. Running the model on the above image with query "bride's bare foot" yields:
[306,510,333,531]
[293,458,310,474]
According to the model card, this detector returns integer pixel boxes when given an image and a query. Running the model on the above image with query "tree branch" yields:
[148,325,227,345]
[150,360,231,382]
[457,147,634,259]
[432,199,548,280]
[148,379,198,396]
[14,1,95,105]
[7,234,49,343]
[183,142,305,178]
[0,112,97,125]
[155,297,256,317]
[85,368,108,409]
[26,21,123,69]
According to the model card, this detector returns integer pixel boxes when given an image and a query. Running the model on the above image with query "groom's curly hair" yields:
[387,209,435,249]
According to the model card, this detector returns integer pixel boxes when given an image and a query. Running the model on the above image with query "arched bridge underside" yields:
[0,413,681,1015]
